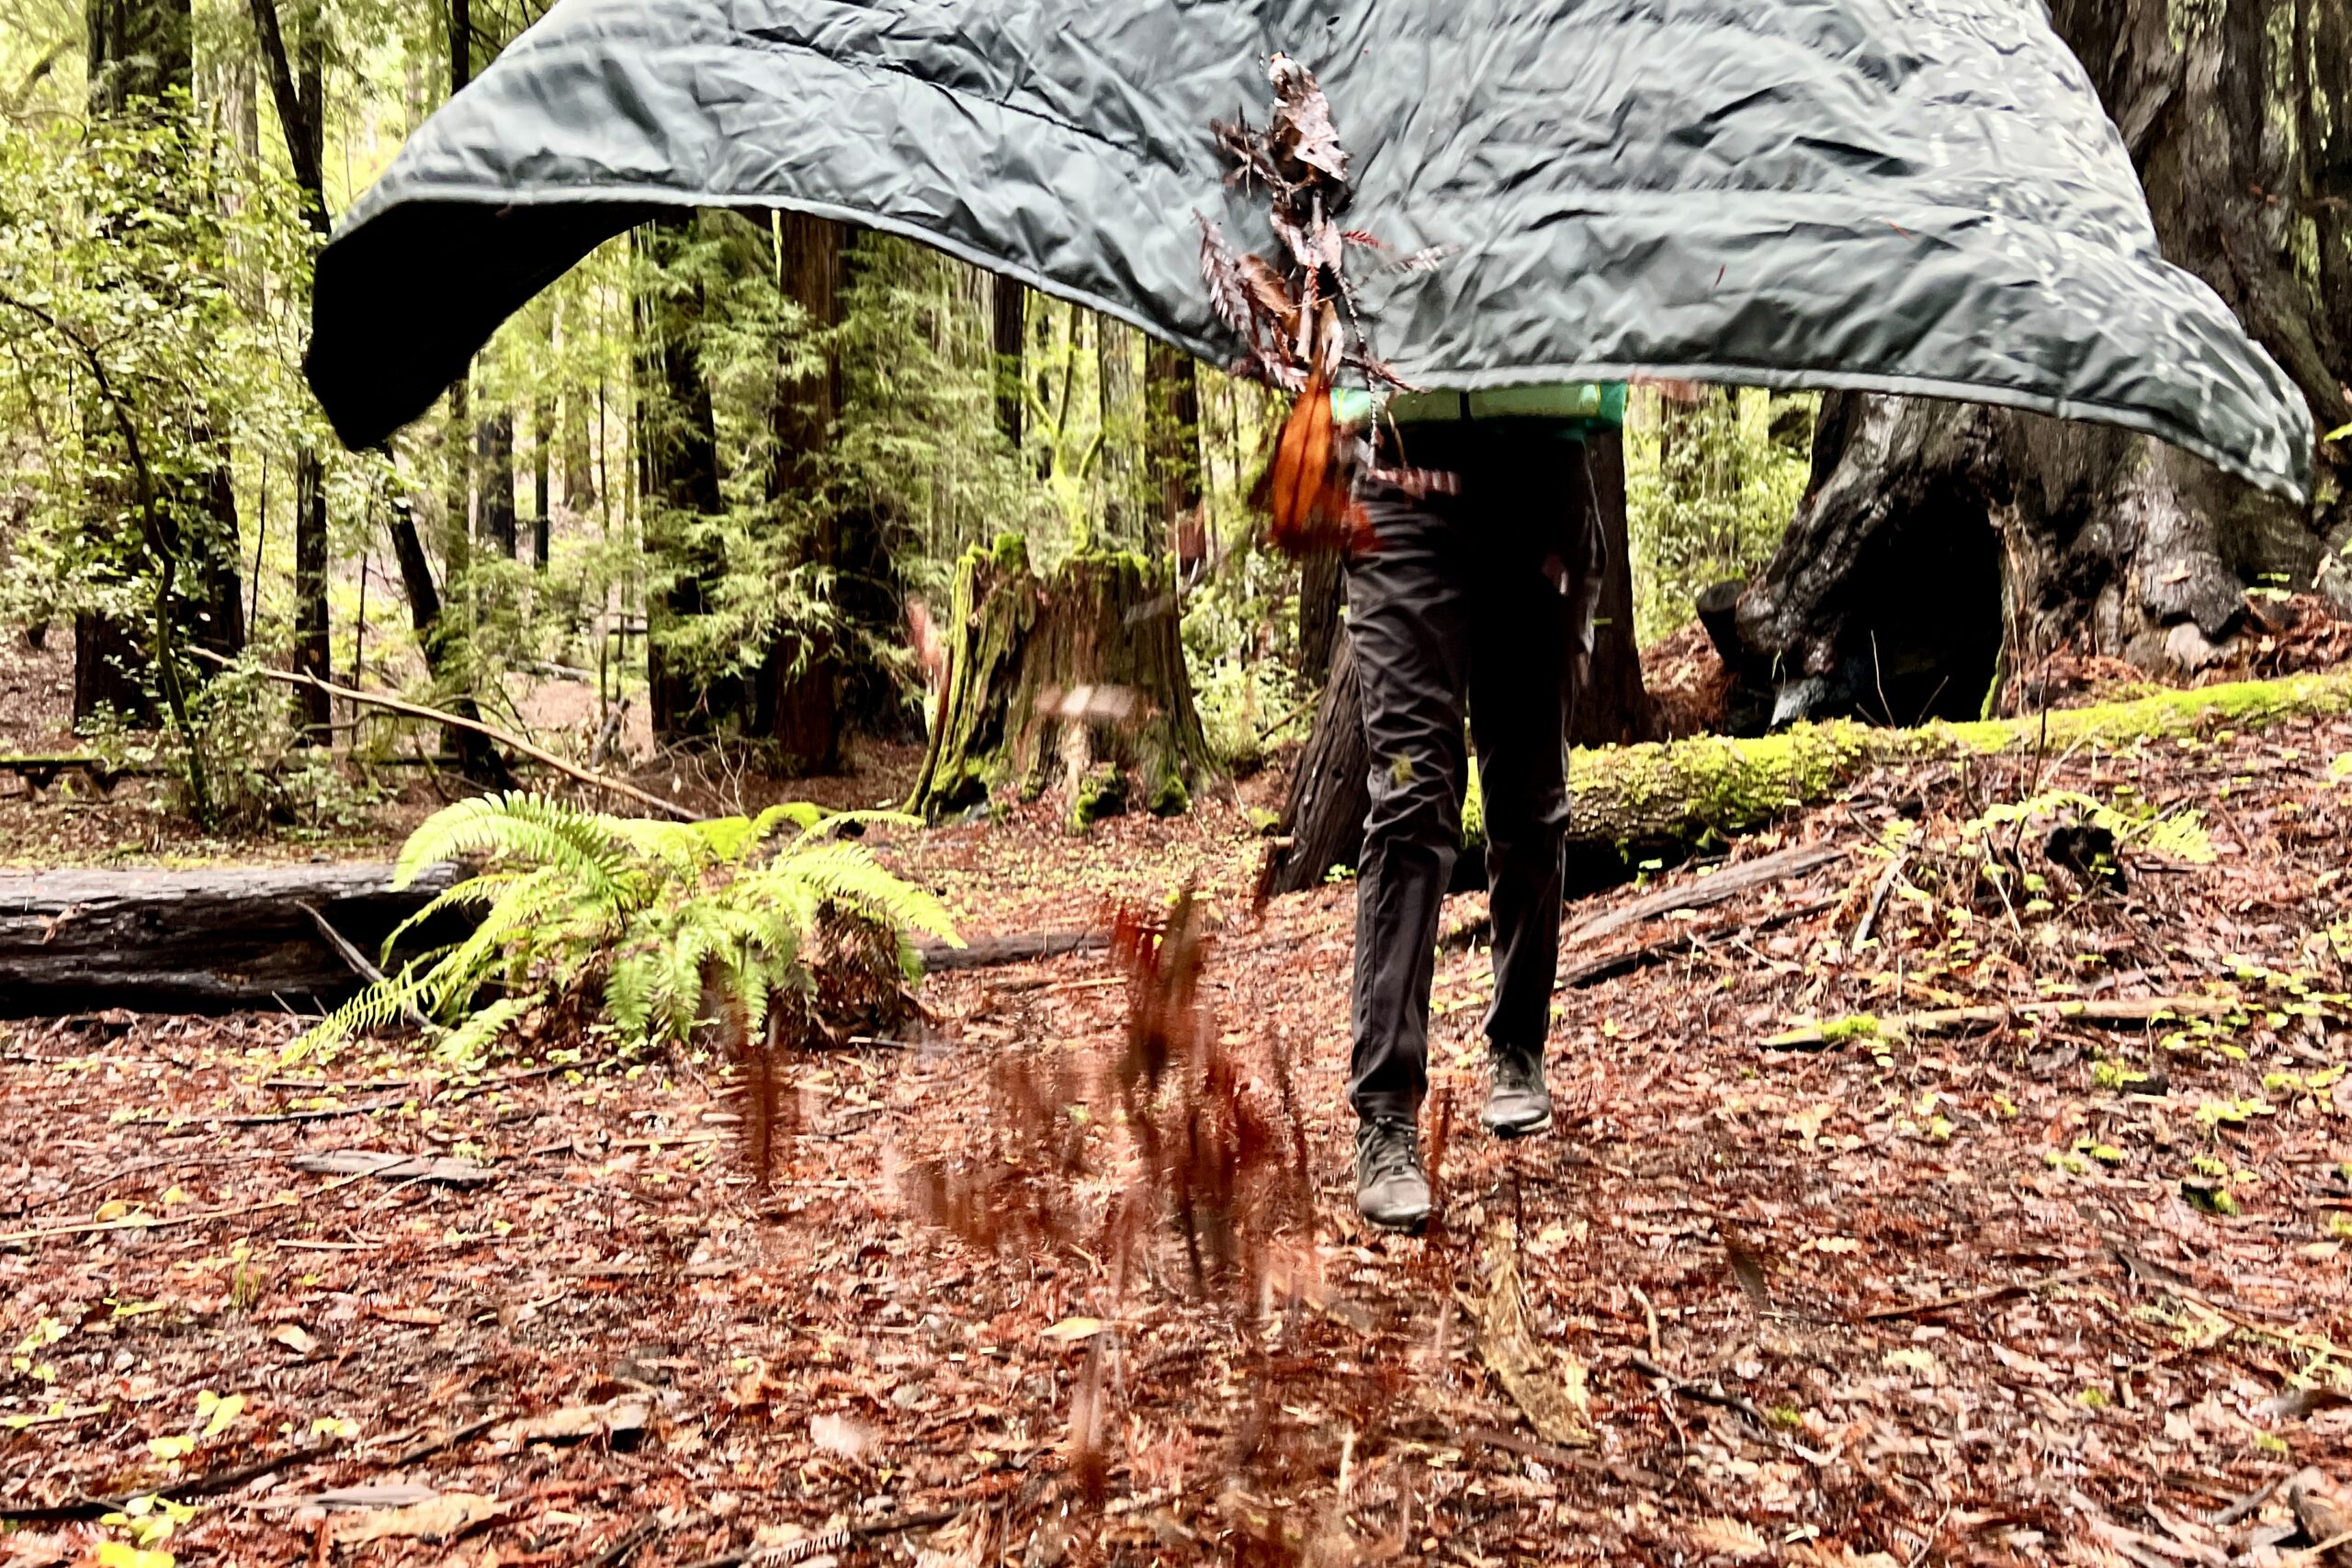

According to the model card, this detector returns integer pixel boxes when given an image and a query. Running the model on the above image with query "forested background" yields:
[0,0,1813,836]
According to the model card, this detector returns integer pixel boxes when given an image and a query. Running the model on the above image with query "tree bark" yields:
[1144,339,1202,557]
[0,863,459,1014]
[1726,0,2351,728]
[991,274,1025,452]
[761,210,844,772]
[1296,549,1342,682]
[1254,633,1367,898]
[1569,429,1652,745]
[906,535,1215,820]
[638,218,731,739]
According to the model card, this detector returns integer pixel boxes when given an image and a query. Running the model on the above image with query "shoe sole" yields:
[1483,1111,1553,1140]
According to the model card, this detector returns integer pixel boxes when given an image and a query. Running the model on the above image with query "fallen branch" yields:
[678,1508,959,1568]
[299,901,437,1033]
[0,1165,380,1247]
[1763,995,2235,1050]
[0,1439,342,1521]
[1555,894,1837,991]
[190,650,695,821]
[1568,843,1844,948]
[915,931,1107,972]
[1863,1264,2099,1322]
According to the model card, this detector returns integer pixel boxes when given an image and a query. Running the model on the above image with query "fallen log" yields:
[1567,670,2352,856]
[0,862,1104,1016]
[0,863,458,1015]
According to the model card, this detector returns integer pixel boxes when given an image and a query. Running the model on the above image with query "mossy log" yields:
[1570,671,2352,861]
[1261,669,2352,895]
[907,534,1215,821]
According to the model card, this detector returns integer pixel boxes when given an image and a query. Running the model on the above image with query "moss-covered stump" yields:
[1567,670,2352,861]
[907,535,1216,821]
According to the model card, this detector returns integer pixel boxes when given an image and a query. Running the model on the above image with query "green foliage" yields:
[1966,787,2215,867]
[1623,388,1811,643]
[301,794,960,1064]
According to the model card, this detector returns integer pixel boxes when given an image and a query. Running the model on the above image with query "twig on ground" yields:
[297,902,438,1032]
[0,1439,343,1521]
[0,1166,379,1246]
[1765,995,2235,1049]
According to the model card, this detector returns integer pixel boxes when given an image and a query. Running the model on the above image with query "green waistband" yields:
[1331,380,1627,430]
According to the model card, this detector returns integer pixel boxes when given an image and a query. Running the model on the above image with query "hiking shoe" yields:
[1480,1043,1553,1138]
[1353,1116,1431,1234]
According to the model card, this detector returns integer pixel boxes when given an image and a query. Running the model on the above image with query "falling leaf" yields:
[1038,1316,1109,1344]
[269,1325,317,1355]
[808,1412,876,1461]
[1812,1237,1864,1255]
[144,1435,195,1461]
[332,1492,504,1545]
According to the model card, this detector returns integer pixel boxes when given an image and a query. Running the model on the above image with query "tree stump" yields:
[1718,0,2351,728]
[906,535,1214,821]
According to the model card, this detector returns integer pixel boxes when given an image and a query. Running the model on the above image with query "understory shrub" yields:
[303,794,959,1066]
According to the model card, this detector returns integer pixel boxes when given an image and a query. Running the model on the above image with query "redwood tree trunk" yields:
[74,0,246,728]
[1724,0,2350,728]
[761,210,845,773]
[639,218,731,740]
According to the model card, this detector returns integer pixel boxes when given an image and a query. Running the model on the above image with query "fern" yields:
[300,794,960,1066]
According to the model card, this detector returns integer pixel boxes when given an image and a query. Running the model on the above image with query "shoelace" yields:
[1360,1119,1423,1183]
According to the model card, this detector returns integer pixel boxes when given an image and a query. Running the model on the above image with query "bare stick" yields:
[188,650,695,820]
[298,901,438,1032]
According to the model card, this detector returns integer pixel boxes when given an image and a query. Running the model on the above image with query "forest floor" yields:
[6,688,2352,1567]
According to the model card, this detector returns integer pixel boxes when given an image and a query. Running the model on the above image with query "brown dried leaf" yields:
[331,1492,504,1545]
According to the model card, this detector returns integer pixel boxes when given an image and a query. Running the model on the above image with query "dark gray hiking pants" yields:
[1346,421,1603,1124]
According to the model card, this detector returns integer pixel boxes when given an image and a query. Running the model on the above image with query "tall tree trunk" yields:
[1724,0,2351,728]
[638,219,729,740]
[1144,339,1202,567]
[385,493,512,786]
[1296,549,1343,683]
[762,211,844,772]
[291,454,331,737]
[532,380,553,570]
[991,275,1024,452]
[250,0,333,740]
[1095,317,1148,547]
[477,410,517,558]
[1569,430,1652,745]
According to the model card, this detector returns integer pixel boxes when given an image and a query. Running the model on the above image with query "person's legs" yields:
[1344,479,1471,1228]
[1464,434,1580,1134]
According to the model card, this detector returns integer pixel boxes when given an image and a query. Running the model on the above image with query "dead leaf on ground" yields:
[290,1149,497,1186]
[331,1491,504,1544]
[492,1393,650,1446]
[1464,1222,1592,1449]
[1686,1516,1770,1559]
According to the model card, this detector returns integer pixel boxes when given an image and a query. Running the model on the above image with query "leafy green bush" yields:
[304,794,959,1064]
